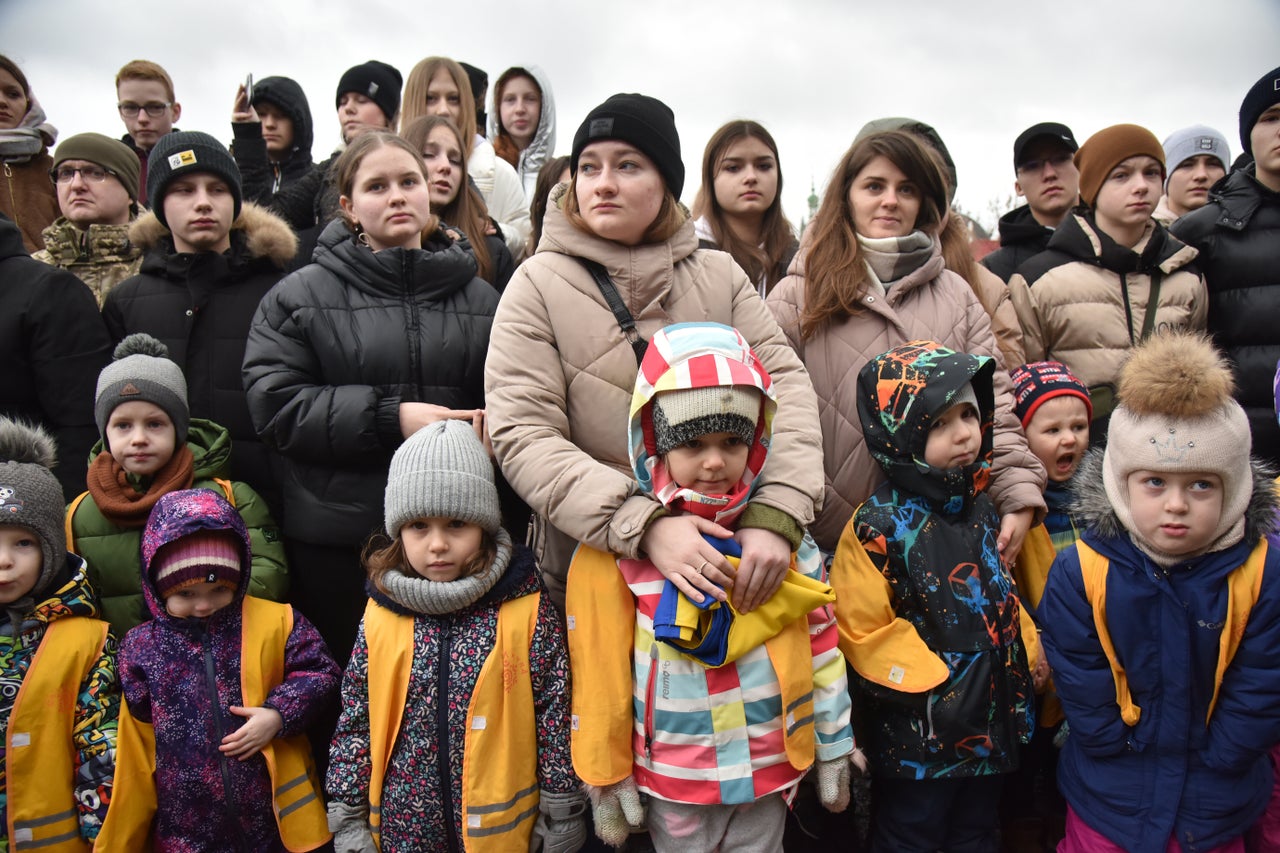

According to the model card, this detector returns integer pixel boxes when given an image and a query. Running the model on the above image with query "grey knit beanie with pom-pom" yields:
[0,418,68,606]
[94,333,189,444]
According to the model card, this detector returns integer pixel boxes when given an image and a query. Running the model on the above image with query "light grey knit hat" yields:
[94,334,190,444]
[1161,125,1230,189]
[384,419,501,537]
[0,418,67,602]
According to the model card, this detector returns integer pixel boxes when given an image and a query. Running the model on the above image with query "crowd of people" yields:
[2,48,1280,853]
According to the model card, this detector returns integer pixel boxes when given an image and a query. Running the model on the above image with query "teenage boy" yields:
[115,60,180,195]
[230,75,315,201]
[1154,125,1230,225]
[102,131,296,513]
[33,132,143,304]
[1172,65,1280,467]
[983,122,1080,283]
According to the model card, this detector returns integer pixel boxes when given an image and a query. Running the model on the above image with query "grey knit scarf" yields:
[857,230,935,292]
[379,528,513,616]
[0,95,57,162]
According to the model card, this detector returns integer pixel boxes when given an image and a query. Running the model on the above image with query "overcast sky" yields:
[4,0,1278,234]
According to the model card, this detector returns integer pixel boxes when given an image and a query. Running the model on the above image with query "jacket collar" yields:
[1048,212,1198,276]
[1208,166,1280,232]
[312,217,481,301]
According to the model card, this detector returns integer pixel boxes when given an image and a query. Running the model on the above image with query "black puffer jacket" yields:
[243,219,498,545]
[232,75,316,203]
[0,213,112,500]
[981,204,1056,283]
[102,203,297,511]
[1172,166,1280,465]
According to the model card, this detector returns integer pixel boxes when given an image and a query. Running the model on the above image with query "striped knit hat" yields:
[151,529,242,597]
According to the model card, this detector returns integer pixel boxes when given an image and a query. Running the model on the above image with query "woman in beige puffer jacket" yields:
[485,94,824,613]
[767,130,1046,555]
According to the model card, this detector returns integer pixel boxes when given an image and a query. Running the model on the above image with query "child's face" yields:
[1126,470,1223,557]
[1026,396,1090,483]
[663,431,751,495]
[0,526,42,605]
[164,581,236,619]
[107,401,177,477]
[402,517,484,582]
[923,402,981,469]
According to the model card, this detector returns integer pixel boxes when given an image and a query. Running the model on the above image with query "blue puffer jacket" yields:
[1041,451,1280,853]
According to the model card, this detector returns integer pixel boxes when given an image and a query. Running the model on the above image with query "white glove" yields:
[327,799,376,853]
[815,757,850,812]
[585,777,646,847]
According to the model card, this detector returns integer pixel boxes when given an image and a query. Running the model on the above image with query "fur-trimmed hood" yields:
[1071,448,1280,546]
[128,201,298,267]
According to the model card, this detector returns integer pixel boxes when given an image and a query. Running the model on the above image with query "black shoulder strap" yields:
[579,258,648,365]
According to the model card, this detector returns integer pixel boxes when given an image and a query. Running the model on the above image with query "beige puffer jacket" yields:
[485,185,824,604]
[767,242,1046,552]
[1007,214,1205,414]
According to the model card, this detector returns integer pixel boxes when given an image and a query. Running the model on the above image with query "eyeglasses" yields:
[1017,152,1075,175]
[50,165,119,185]
[117,101,171,117]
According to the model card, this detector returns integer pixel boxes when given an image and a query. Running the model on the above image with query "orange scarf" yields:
[86,446,195,528]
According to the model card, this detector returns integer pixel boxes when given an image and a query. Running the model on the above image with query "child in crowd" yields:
[566,322,855,852]
[326,420,584,852]
[1041,332,1280,853]
[67,333,287,637]
[0,418,117,851]
[1006,361,1093,851]
[833,341,1038,853]
[100,488,338,851]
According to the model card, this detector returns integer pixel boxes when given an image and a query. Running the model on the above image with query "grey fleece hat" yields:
[385,419,501,537]
[94,334,190,444]
[1162,125,1230,188]
[0,419,67,601]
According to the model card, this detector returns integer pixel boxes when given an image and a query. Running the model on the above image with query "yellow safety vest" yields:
[1077,539,1267,726]
[363,592,541,852]
[6,617,108,852]
[96,597,330,852]
[565,544,817,787]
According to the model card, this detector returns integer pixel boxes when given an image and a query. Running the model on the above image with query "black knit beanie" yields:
[1239,65,1280,154]
[572,93,684,197]
[146,131,243,229]
[336,60,403,124]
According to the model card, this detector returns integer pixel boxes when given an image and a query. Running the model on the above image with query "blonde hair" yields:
[402,58,477,156]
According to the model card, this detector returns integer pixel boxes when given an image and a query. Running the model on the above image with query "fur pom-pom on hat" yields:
[1104,332,1252,565]
[0,418,67,601]
[1116,332,1236,420]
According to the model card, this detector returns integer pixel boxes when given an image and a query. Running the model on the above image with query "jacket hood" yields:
[1046,213,1199,276]
[252,76,315,167]
[7,553,99,637]
[857,340,995,511]
[311,216,481,302]
[0,214,26,260]
[1071,448,1280,547]
[139,488,252,621]
[997,204,1054,248]
[490,65,556,180]
[87,417,233,479]
[130,201,298,267]
[629,322,775,525]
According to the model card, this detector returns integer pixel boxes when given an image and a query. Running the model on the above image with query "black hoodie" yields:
[981,204,1057,283]
[232,76,316,203]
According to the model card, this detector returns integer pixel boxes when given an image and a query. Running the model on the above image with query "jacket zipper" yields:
[200,627,247,848]
[404,254,424,397]
[436,622,461,853]
[644,644,658,759]
[3,162,19,236]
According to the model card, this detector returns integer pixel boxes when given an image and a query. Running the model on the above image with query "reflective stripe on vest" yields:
[1076,539,1267,726]
[7,617,108,852]
[364,591,542,852]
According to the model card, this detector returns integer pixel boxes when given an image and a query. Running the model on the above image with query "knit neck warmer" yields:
[857,230,935,291]
[0,95,56,162]
[86,446,195,528]
[380,529,512,616]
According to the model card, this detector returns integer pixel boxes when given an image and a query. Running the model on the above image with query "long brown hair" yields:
[0,55,31,117]
[799,131,948,340]
[692,121,796,294]
[334,131,440,237]
[529,154,570,254]
[363,527,498,596]
[401,115,495,282]
[491,66,539,168]
[402,58,478,156]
